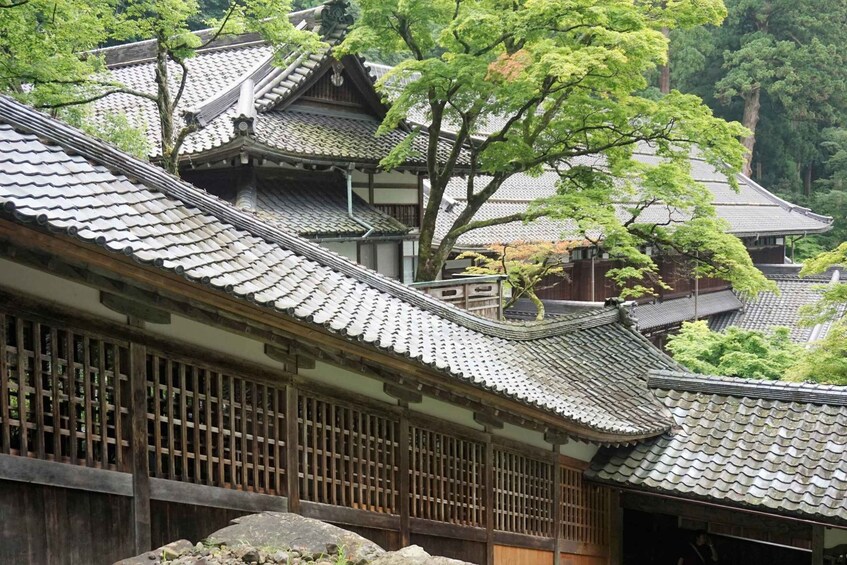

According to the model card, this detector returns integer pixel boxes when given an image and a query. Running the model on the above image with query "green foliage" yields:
[339,0,766,293]
[785,324,847,385]
[458,241,573,320]
[670,0,847,195]
[0,0,113,105]
[666,321,802,380]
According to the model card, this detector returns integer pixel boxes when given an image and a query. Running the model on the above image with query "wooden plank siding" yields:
[0,297,613,565]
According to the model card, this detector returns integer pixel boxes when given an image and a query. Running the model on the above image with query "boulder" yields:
[205,512,385,564]
[369,545,474,565]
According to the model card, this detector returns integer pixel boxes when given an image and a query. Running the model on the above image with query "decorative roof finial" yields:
[316,0,352,35]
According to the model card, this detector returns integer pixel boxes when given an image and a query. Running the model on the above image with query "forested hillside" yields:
[663,0,847,257]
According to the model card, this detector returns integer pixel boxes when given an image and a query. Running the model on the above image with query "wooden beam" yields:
[544,430,570,445]
[384,383,422,404]
[609,489,623,565]
[129,339,151,554]
[149,478,287,513]
[812,525,824,565]
[0,453,132,496]
[552,445,562,565]
[473,411,504,430]
[285,384,301,514]
[300,501,400,531]
[410,518,487,542]
[485,436,495,565]
[100,291,171,324]
[620,491,812,539]
[399,413,411,547]
[492,531,556,551]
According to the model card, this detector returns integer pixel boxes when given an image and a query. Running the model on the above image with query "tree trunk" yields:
[154,40,177,175]
[529,291,545,321]
[659,27,671,94]
[740,87,761,176]
[804,163,813,196]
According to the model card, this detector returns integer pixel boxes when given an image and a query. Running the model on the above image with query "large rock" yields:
[205,512,385,564]
[369,545,474,565]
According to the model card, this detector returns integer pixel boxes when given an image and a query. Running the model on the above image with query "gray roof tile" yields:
[588,370,847,525]
[433,153,832,248]
[709,268,845,342]
[0,96,677,442]
[253,175,409,237]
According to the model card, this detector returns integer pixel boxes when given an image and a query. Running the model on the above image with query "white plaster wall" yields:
[0,258,127,323]
[320,241,357,262]
[351,170,418,186]
[299,361,395,405]
[826,527,847,548]
[413,395,483,432]
[352,187,418,205]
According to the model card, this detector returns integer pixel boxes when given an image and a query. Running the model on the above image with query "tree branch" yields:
[36,88,157,109]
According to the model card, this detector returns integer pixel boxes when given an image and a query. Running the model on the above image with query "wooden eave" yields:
[0,218,661,447]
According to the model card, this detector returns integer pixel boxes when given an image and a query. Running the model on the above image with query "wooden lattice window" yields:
[561,464,610,545]
[493,448,555,537]
[409,426,486,526]
[147,352,285,494]
[1,312,130,469]
[298,394,399,513]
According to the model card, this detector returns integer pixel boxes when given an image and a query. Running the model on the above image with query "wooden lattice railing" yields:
[410,426,486,526]
[494,448,556,537]
[146,351,286,495]
[1,312,130,469]
[1,305,612,551]
[298,393,399,513]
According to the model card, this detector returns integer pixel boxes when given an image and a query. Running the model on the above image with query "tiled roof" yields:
[253,106,437,166]
[588,370,847,526]
[632,290,743,332]
[709,267,844,342]
[433,153,832,249]
[91,5,457,169]
[253,175,409,237]
[0,96,678,443]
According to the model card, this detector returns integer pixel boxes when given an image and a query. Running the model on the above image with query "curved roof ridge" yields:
[648,369,847,406]
[739,173,833,225]
[0,96,622,342]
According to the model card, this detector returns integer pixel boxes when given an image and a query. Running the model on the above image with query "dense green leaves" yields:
[666,321,801,380]
[341,0,767,295]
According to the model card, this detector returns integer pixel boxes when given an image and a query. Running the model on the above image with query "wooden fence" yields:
[0,301,613,564]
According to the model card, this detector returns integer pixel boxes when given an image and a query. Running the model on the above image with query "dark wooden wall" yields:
[535,257,730,302]
[0,480,134,565]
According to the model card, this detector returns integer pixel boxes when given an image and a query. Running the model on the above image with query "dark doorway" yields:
[623,509,810,565]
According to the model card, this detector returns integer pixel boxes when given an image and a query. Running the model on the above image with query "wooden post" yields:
[399,410,410,548]
[812,525,824,565]
[285,384,300,514]
[129,339,151,554]
[485,433,495,565]
[609,489,623,565]
[552,447,561,565]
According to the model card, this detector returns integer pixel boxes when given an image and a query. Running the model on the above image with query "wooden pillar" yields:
[552,448,562,565]
[812,525,824,565]
[609,490,623,565]
[129,339,151,554]
[485,434,495,565]
[399,411,411,548]
[285,384,300,514]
